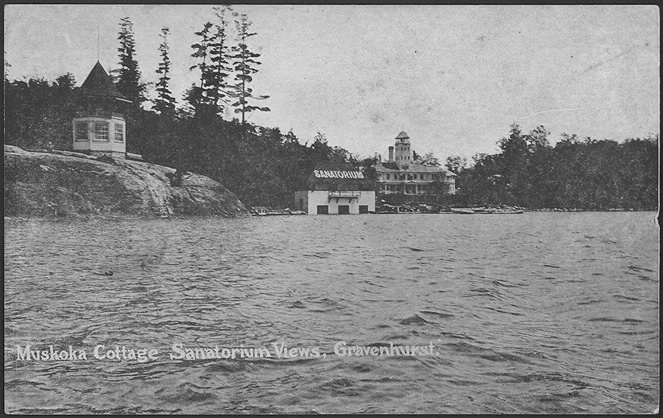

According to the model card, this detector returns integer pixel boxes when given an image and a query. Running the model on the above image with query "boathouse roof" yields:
[305,162,373,191]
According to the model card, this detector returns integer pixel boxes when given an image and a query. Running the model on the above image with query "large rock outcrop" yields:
[4,145,249,218]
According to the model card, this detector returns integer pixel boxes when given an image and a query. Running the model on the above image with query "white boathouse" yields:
[294,164,375,215]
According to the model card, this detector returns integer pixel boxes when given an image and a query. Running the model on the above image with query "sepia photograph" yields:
[4,4,659,414]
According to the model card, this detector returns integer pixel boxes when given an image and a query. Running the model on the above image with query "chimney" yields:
[388,146,394,161]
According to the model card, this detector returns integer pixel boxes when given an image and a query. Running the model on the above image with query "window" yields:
[338,205,350,215]
[75,122,88,141]
[386,174,390,180]
[93,121,109,141]
[114,123,124,142]
[317,205,328,214]
[359,205,369,214]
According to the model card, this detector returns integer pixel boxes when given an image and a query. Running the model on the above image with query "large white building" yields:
[294,164,375,215]
[375,131,456,195]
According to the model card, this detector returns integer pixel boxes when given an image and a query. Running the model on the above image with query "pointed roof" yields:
[396,131,409,139]
[80,61,128,100]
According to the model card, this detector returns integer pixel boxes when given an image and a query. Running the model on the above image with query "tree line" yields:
[109,7,269,124]
[443,124,658,210]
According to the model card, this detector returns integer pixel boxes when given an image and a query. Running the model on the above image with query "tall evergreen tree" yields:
[154,27,176,115]
[189,22,215,113]
[229,13,270,126]
[115,17,146,105]
[205,6,233,115]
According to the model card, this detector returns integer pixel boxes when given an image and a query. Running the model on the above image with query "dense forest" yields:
[4,11,658,211]
[446,125,658,211]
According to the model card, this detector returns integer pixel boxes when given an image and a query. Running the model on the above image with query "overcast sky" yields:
[5,5,659,160]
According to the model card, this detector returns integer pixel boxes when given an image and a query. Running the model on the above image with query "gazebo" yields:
[72,61,131,158]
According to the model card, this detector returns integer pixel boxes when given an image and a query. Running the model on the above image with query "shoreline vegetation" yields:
[4,13,658,216]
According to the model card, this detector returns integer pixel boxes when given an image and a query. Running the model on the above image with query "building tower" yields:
[72,62,131,158]
[394,131,411,169]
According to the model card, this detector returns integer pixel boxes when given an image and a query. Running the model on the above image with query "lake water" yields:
[4,212,659,414]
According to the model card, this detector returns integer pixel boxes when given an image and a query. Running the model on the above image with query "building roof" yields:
[380,162,399,170]
[396,131,409,139]
[375,161,456,176]
[80,61,128,100]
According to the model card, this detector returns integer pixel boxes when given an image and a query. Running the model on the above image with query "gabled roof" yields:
[80,61,128,100]
[396,131,409,139]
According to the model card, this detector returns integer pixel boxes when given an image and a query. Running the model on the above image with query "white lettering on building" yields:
[314,170,364,179]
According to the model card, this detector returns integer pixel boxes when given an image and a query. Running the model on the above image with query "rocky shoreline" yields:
[4,145,249,219]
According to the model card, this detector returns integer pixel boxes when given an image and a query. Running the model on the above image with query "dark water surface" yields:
[4,212,659,413]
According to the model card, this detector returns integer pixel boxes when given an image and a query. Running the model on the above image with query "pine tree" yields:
[154,27,176,115]
[189,22,215,113]
[229,13,270,126]
[115,17,146,105]
[205,6,233,115]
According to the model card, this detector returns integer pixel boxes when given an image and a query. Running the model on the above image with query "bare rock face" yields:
[4,145,249,218]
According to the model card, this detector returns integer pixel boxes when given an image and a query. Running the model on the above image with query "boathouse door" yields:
[338,205,350,214]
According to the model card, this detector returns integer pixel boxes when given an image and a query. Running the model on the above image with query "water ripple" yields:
[4,212,659,413]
